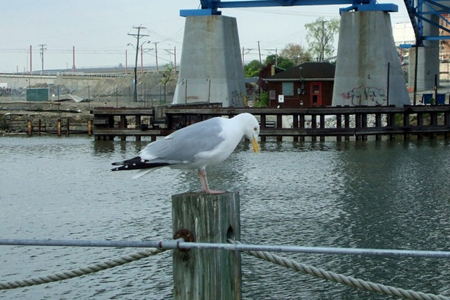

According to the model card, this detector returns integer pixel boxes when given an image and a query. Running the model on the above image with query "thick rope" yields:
[0,248,166,290]
[229,240,448,300]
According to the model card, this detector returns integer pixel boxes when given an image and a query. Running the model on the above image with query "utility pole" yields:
[125,50,128,73]
[128,26,149,102]
[142,46,154,73]
[165,47,174,65]
[39,44,46,75]
[257,41,262,67]
[154,42,159,72]
[174,46,177,73]
[29,45,33,75]
[276,47,278,66]
[73,46,76,73]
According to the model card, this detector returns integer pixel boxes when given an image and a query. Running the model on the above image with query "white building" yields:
[392,22,415,46]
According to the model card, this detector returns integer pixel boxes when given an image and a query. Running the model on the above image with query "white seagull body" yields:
[112,113,260,194]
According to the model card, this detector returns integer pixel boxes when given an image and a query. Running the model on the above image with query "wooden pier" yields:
[91,107,168,141]
[91,105,450,141]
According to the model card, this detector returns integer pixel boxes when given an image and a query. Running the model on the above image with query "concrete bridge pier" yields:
[172,15,245,107]
[332,11,410,107]
[408,43,440,92]
[408,7,440,92]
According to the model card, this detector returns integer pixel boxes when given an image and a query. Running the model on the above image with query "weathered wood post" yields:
[293,114,299,142]
[336,112,342,142]
[276,114,282,142]
[260,114,266,143]
[57,119,62,137]
[27,120,32,136]
[172,192,241,300]
[319,115,325,142]
[299,114,305,142]
[311,114,317,142]
[87,120,92,137]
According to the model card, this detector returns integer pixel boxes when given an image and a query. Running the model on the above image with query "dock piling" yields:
[57,119,61,137]
[88,120,92,137]
[172,192,241,300]
[27,120,32,136]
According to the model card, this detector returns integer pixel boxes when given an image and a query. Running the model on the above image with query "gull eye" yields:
[254,127,257,131]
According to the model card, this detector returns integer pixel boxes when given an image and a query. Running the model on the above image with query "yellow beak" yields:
[252,137,260,153]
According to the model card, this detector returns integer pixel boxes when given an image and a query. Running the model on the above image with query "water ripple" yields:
[1,137,450,299]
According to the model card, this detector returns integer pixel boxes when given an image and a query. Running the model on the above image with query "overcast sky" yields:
[1,0,410,73]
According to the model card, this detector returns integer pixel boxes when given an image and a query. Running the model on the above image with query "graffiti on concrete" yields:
[230,89,243,107]
[340,85,387,106]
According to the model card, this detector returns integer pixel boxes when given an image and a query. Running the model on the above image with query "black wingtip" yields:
[111,157,171,172]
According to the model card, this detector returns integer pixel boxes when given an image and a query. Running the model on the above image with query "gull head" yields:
[238,113,260,153]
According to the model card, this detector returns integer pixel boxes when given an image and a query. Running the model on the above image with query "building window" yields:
[312,84,320,94]
[282,82,294,96]
[269,90,276,100]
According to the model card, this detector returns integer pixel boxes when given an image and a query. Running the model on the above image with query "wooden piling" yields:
[375,113,382,141]
[172,192,241,300]
[344,114,350,142]
[311,114,317,142]
[293,114,299,142]
[88,120,92,137]
[260,115,267,142]
[336,113,342,142]
[27,120,32,136]
[276,115,282,142]
[57,119,62,137]
[299,114,305,142]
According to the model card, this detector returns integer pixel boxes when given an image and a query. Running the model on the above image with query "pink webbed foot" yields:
[198,169,227,194]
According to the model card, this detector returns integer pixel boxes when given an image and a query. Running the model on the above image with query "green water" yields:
[0,136,449,299]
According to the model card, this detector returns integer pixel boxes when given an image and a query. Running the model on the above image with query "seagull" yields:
[111,113,260,194]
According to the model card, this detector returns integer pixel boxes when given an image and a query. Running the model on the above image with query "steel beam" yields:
[181,0,397,16]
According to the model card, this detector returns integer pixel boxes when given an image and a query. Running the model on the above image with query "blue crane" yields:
[402,0,450,46]
[181,0,398,16]
[181,0,450,46]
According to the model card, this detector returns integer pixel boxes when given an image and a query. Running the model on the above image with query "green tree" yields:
[264,54,294,70]
[160,63,174,102]
[244,59,261,78]
[279,43,312,65]
[305,17,340,61]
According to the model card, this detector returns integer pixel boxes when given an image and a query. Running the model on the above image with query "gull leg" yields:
[198,169,226,194]
[198,169,209,192]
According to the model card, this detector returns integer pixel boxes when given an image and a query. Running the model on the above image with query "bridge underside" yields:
[174,0,450,107]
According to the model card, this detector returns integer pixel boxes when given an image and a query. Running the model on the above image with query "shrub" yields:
[254,91,269,107]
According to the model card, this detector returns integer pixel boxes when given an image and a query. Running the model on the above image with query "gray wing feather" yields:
[140,118,225,163]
